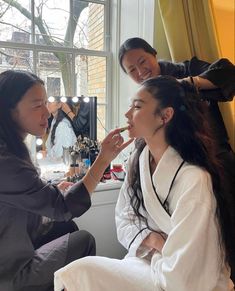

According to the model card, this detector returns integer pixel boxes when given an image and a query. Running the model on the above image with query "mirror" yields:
[34,96,97,181]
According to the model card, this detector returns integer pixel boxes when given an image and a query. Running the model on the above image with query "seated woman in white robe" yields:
[54,76,234,291]
[46,100,77,160]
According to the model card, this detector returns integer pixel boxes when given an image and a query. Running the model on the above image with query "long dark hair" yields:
[50,105,74,146]
[0,70,44,161]
[119,37,157,73]
[128,75,234,271]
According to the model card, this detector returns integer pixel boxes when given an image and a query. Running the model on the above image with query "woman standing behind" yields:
[0,70,132,291]
[54,76,234,291]
[46,99,77,160]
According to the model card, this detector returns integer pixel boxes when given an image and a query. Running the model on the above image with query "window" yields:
[47,77,61,97]
[0,0,110,140]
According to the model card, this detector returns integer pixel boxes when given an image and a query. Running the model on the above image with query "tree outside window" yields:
[0,0,109,140]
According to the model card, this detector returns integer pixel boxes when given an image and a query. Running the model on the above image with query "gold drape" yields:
[155,0,220,62]
[154,0,234,149]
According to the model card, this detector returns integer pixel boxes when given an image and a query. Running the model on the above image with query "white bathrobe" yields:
[54,146,231,291]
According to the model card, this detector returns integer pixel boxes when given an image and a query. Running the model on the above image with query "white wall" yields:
[110,0,155,161]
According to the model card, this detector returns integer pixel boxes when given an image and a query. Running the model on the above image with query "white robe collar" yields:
[139,145,183,233]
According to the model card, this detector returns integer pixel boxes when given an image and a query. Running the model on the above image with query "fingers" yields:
[119,138,134,151]
[103,127,128,143]
[112,138,133,155]
[104,128,120,141]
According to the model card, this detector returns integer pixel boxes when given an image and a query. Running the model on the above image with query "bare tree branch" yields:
[1,0,89,95]
[64,0,88,46]
[0,20,30,35]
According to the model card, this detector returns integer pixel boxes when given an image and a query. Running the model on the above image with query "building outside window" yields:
[0,0,110,141]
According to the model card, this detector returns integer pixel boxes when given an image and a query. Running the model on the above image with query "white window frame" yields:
[0,0,112,135]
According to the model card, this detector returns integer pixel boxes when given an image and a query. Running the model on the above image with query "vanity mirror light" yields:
[32,96,97,181]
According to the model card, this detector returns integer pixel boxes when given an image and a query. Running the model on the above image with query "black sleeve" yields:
[160,57,235,102]
[0,155,91,220]
[72,102,90,136]
[198,58,235,101]
[189,57,235,102]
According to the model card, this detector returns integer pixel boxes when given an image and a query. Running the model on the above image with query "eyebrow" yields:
[132,98,145,103]
[127,56,144,70]
[31,98,46,103]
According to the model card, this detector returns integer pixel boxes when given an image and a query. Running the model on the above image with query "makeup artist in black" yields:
[0,70,132,291]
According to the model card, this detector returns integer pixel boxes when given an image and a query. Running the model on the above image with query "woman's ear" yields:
[160,107,174,123]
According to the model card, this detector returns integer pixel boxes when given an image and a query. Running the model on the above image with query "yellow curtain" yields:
[156,0,220,62]
[154,0,234,150]
[210,0,235,150]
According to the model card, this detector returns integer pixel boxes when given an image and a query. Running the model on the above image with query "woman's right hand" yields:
[82,128,133,194]
[98,128,133,165]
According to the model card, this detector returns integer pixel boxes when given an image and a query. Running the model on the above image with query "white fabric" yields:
[46,118,77,159]
[54,146,231,291]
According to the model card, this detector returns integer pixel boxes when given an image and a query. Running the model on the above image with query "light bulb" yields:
[36,152,43,160]
[72,96,79,103]
[36,138,43,146]
[83,97,90,103]
[48,96,55,103]
[60,96,67,103]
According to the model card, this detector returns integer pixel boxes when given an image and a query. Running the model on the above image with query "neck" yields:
[145,135,169,165]
[52,111,58,118]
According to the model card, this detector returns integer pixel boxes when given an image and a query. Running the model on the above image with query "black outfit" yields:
[72,101,90,137]
[159,56,235,281]
[0,137,95,291]
[159,57,235,152]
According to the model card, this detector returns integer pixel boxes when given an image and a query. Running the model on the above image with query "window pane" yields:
[0,48,33,72]
[97,105,106,141]
[74,2,105,50]
[33,0,104,50]
[37,51,73,96]
[34,0,70,46]
[0,0,31,44]
[75,55,106,140]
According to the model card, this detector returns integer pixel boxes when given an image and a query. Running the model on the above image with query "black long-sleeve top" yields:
[0,138,91,290]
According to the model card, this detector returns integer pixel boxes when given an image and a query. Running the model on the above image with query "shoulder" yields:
[0,152,40,192]
[57,118,73,130]
[181,163,211,183]
[176,163,213,203]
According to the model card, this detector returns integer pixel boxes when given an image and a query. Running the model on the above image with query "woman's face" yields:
[47,101,61,115]
[11,83,50,137]
[125,88,164,139]
[122,48,161,84]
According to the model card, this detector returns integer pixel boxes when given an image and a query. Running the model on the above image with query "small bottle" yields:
[69,164,75,177]
[74,163,79,176]
[84,158,91,173]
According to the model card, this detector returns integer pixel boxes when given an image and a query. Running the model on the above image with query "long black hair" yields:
[119,37,157,73]
[50,104,74,146]
[128,75,234,272]
[0,70,44,161]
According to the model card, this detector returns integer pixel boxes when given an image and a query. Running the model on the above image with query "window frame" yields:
[0,0,112,137]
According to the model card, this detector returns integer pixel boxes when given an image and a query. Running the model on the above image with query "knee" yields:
[67,230,96,263]
[79,230,96,255]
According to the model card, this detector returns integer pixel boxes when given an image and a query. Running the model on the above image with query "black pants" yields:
[33,220,79,249]
[15,229,96,291]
